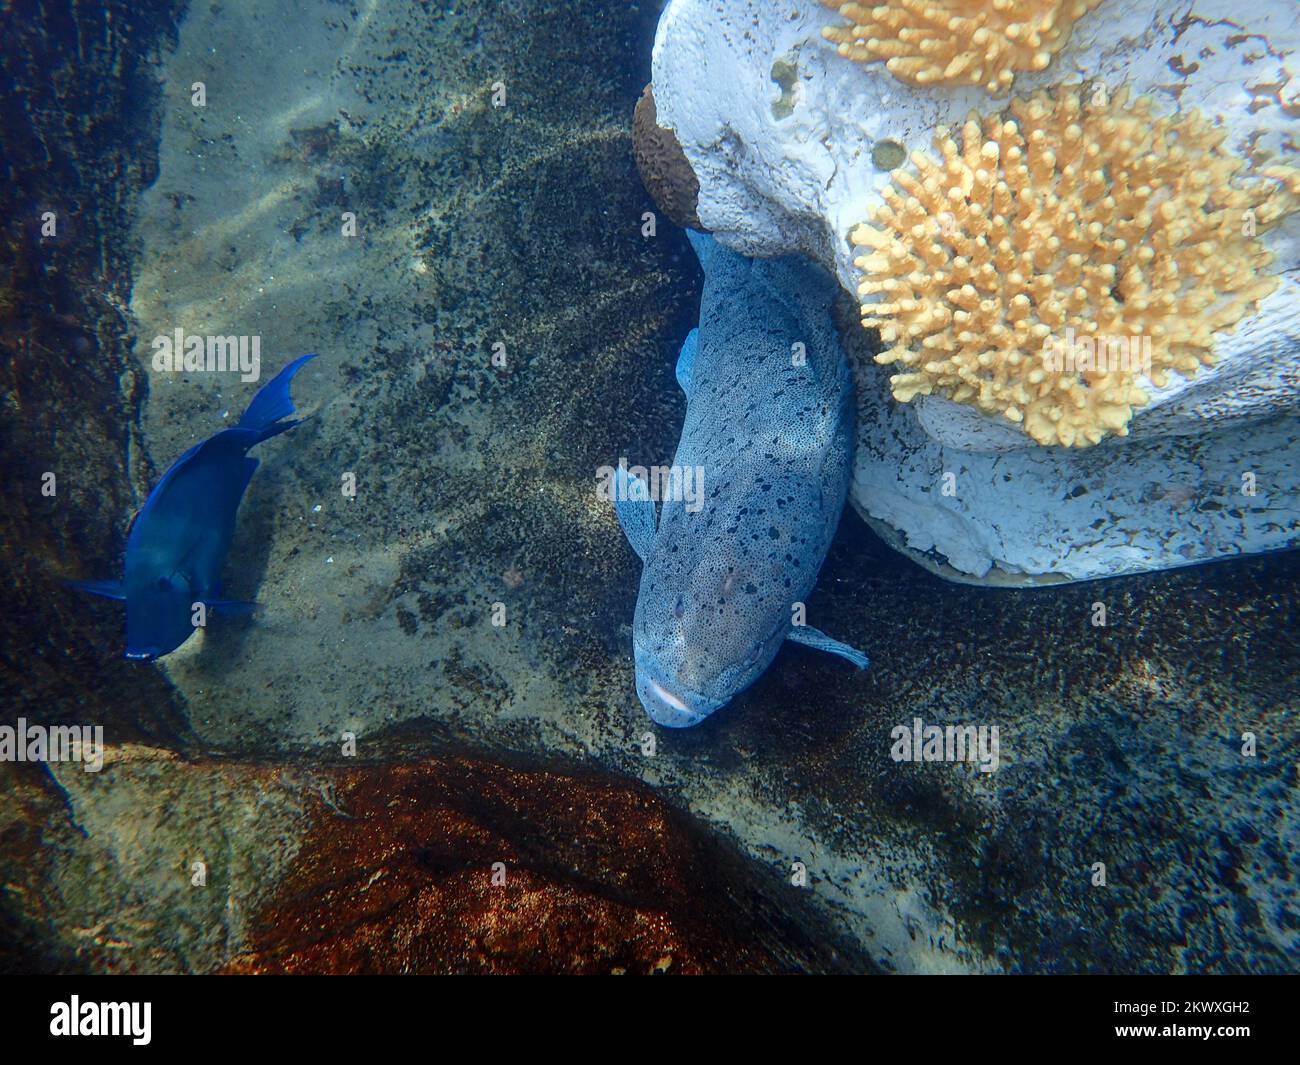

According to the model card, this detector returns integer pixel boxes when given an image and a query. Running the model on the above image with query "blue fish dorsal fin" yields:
[236,455,259,492]
[787,624,870,669]
[675,328,699,397]
[613,465,657,561]
[205,599,259,616]
[66,578,126,601]
[238,352,317,436]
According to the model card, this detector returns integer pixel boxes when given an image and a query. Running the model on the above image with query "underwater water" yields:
[0,0,1297,983]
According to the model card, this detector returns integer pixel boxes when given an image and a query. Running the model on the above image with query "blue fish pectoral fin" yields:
[675,327,699,397]
[613,464,657,561]
[238,352,318,437]
[204,598,259,616]
[66,578,126,601]
[787,624,870,669]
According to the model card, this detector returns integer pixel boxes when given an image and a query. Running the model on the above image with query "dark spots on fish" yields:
[767,527,779,539]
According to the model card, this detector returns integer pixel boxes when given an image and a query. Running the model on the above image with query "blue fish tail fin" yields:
[238,353,318,438]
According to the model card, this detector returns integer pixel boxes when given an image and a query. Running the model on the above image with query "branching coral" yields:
[851,86,1299,447]
[821,0,1104,93]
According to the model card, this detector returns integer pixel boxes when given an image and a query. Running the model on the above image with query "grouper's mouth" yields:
[635,672,720,728]
[649,677,689,713]
[633,626,787,728]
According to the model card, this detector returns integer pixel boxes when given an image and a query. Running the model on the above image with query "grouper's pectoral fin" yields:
[613,465,657,561]
[787,624,870,669]
[675,327,699,397]
[66,578,126,601]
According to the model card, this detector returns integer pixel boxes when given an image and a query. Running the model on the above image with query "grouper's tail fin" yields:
[238,353,318,440]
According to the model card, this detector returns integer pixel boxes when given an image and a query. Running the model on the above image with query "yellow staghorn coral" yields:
[851,86,1300,447]
[820,0,1104,93]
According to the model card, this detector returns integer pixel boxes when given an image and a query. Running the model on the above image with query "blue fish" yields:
[613,232,868,728]
[69,353,318,660]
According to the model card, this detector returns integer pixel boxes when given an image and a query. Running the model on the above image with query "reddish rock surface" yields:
[224,755,859,974]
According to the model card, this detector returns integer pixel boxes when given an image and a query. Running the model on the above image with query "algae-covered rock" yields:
[0,0,191,744]
[2,0,1298,978]
[647,0,1300,583]
[1,747,864,974]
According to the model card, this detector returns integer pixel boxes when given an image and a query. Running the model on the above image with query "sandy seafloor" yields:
[24,0,1300,973]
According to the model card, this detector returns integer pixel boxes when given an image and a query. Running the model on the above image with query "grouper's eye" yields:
[740,628,783,672]
[673,595,685,620]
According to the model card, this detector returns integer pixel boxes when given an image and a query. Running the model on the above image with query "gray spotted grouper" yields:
[68,353,317,660]
[613,231,868,728]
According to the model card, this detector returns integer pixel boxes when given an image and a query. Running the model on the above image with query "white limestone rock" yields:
[650,0,1300,582]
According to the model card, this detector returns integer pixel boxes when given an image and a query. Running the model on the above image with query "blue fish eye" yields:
[673,595,685,619]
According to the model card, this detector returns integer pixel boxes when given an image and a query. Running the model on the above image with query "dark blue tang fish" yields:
[69,353,318,660]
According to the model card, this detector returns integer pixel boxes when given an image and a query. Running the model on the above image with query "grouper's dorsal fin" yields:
[787,624,871,669]
[675,328,699,398]
[613,465,657,561]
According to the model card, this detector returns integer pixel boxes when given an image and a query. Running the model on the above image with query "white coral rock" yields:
[651,0,1300,582]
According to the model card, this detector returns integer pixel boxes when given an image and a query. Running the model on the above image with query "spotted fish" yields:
[614,232,868,727]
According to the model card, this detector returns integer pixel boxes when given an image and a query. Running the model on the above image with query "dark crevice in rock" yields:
[0,0,192,746]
